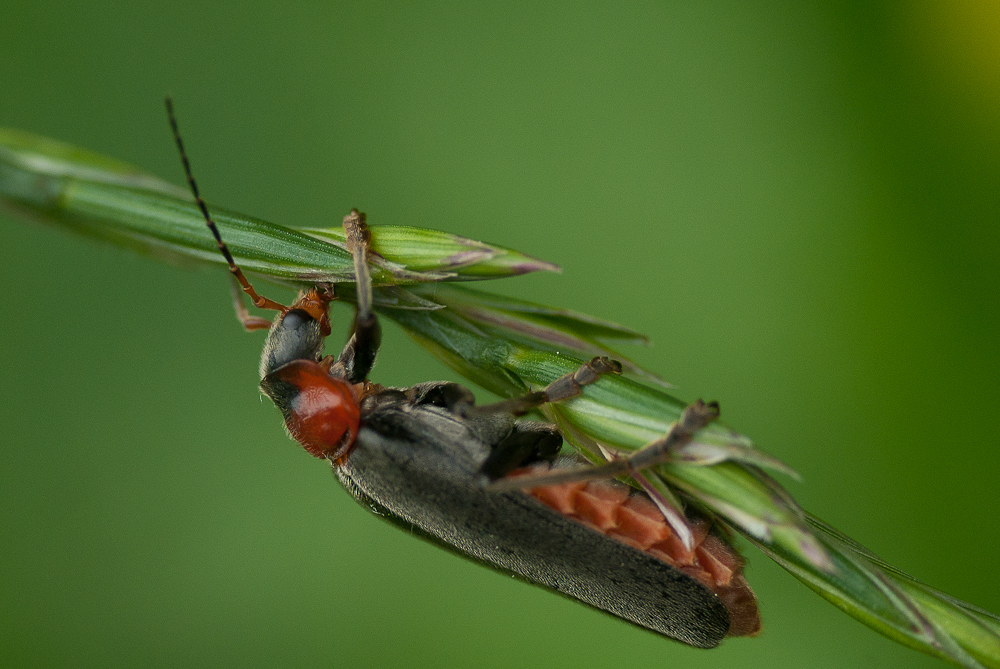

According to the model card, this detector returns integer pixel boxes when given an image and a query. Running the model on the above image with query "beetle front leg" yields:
[228,275,276,331]
[331,209,382,384]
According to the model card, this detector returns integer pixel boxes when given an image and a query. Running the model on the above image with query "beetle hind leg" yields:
[480,422,563,481]
[487,400,721,491]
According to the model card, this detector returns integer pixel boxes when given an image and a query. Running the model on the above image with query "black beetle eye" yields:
[280,309,313,331]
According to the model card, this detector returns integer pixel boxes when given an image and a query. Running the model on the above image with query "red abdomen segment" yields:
[270,360,361,459]
[530,477,761,637]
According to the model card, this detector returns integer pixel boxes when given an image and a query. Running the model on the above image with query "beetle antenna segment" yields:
[164,97,286,314]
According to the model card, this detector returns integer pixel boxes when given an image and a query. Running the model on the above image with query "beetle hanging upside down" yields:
[167,99,760,649]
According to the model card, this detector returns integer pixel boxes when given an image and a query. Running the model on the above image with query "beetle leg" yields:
[487,400,720,491]
[470,356,622,417]
[333,209,383,384]
[626,400,719,469]
[480,422,563,481]
[406,381,477,412]
[228,275,275,331]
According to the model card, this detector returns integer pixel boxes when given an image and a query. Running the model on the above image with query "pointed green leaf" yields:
[301,225,560,278]
[670,440,802,479]
[0,128,559,286]
[407,283,666,384]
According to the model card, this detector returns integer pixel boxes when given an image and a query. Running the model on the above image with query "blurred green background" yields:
[2,2,999,667]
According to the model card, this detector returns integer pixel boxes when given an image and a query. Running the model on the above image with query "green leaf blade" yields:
[7,126,1000,667]
[749,515,1000,669]
[1,128,560,286]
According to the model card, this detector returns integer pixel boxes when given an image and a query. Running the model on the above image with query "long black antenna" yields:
[165,97,285,313]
